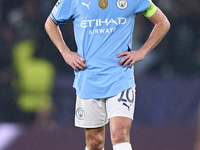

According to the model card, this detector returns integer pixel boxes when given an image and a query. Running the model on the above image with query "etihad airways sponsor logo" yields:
[81,18,126,27]
[81,18,126,35]
[89,28,116,34]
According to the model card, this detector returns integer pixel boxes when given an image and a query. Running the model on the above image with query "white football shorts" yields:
[75,87,136,128]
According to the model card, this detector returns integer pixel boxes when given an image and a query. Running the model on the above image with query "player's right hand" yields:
[62,51,87,71]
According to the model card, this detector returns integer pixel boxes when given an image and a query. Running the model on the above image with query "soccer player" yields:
[45,0,170,149]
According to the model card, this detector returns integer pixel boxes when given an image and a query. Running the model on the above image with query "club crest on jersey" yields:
[76,107,85,120]
[117,0,128,9]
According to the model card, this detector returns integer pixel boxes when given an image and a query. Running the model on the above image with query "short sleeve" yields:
[134,0,151,14]
[50,0,77,25]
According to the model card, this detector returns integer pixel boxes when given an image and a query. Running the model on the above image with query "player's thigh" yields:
[106,87,135,144]
[75,96,108,128]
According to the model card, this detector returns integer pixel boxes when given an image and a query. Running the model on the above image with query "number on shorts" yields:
[118,88,134,103]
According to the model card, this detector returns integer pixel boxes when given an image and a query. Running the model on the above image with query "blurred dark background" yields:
[0,0,200,150]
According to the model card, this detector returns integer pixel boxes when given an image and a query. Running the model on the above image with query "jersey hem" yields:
[74,85,136,99]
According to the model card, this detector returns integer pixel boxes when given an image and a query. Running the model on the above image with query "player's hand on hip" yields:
[63,51,87,71]
[117,51,146,68]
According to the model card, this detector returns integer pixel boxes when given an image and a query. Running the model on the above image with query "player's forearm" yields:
[138,9,170,56]
[45,16,71,55]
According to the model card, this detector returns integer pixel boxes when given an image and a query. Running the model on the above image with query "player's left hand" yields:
[117,51,146,68]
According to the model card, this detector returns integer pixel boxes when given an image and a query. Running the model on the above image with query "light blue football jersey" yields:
[50,0,151,99]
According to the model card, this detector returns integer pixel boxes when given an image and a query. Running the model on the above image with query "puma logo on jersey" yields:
[82,2,91,9]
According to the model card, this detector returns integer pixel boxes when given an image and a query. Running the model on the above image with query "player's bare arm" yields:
[45,16,87,71]
[118,8,170,68]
